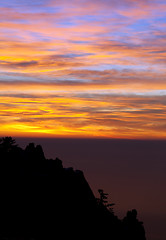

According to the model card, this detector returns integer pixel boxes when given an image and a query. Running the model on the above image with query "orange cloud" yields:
[1,0,166,138]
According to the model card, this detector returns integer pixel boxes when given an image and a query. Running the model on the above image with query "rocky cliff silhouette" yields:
[0,137,146,240]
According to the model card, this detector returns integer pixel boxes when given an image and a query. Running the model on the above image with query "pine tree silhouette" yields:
[98,189,115,214]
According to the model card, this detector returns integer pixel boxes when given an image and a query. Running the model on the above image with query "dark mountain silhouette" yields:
[0,137,146,240]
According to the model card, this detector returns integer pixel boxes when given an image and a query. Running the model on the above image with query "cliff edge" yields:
[0,137,146,240]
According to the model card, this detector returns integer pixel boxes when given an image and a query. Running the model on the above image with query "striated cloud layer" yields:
[1,0,166,138]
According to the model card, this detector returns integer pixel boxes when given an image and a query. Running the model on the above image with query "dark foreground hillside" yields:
[0,137,146,240]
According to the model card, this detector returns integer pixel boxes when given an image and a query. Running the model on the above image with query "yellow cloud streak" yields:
[0,92,166,139]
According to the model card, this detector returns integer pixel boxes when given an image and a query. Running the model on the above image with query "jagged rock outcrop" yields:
[0,137,146,240]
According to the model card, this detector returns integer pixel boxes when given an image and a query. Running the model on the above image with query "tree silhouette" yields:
[123,209,146,240]
[0,136,17,152]
[97,189,115,214]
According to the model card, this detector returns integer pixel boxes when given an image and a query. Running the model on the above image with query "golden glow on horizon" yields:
[0,92,166,139]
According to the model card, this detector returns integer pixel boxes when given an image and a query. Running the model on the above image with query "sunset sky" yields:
[1,0,166,138]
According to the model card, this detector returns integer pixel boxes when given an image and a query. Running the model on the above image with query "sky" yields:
[1,0,166,138]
